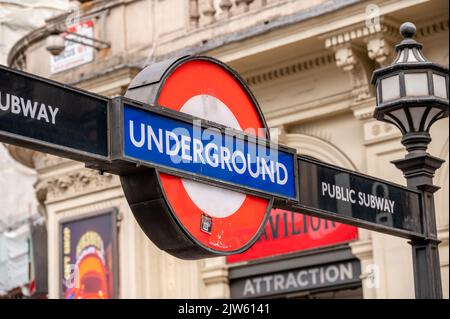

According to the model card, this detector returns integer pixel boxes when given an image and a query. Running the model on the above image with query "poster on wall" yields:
[50,20,94,74]
[60,209,118,299]
[227,208,358,263]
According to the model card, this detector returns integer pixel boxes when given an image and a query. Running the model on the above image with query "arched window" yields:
[283,133,357,171]
[283,133,368,241]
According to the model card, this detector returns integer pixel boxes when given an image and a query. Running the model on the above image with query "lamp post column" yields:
[392,133,443,299]
[371,21,448,299]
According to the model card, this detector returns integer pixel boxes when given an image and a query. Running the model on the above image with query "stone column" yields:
[201,257,230,298]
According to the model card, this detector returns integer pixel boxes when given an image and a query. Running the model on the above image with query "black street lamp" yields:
[372,22,449,299]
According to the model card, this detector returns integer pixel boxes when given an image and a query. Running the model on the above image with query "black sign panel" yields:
[0,65,108,161]
[230,259,361,298]
[289,156,423,239]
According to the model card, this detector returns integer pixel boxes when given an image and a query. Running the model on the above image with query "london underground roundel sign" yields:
[122,56,272,259]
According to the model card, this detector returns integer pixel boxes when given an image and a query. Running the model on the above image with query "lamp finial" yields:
[400,22,416,39]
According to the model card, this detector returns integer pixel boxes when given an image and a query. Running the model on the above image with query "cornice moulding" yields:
[437,226,449,246]
[350,97,376,120]
[416,18,449,39]
[243,53,335,86]
[349,238,373,259]
[292,128,332,144]
[33,155,79,177]
[265,91,352,127]
[41,169,120,203]
[322,17,401,49]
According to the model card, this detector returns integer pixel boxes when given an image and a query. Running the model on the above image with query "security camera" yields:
[46,34,66,56]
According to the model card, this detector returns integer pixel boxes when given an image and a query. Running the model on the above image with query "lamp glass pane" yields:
[396,49,405,63]
[433,74,448,99]
[46,34,65,47]
[390,108,411,132]
[406,49,419,62]
[424,107,442,131]
[384,114,404,133]
[405,73,429,96]
[409,106,427,131]
[415,50,426,62]
[381,75,400,102]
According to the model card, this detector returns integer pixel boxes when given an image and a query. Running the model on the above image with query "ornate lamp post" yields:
[372,22,449,299]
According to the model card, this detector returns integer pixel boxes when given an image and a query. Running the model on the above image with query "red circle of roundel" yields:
[155,59,270,253]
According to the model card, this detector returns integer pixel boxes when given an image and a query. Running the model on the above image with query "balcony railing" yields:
[189,0,281,28]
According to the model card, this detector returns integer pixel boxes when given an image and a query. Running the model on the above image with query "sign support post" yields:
[392,153,444,298]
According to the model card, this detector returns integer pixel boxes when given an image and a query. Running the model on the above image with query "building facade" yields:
[4,0,449,298]
[0,0,70,298]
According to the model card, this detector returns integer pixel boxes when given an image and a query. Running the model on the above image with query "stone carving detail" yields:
[250,0,267,11]
[199,0,216,26]
[366,36,394,67]
[189,0,200,28]
[218,0,233,19]
[33,153,69,170]
[233,0,253,15]
[324,18,399,49]
[41,169,118,201]
[201,257,229,298]
[334,44,372,102]
[270,125,287,144]
[371,123,381,136]
[323,19,401,101]
[351,101,376,121]
[383,122,393,134]
[35,179,49,206]
[363,120,399,143]
[192,0,275,27]
[294,127,332,143]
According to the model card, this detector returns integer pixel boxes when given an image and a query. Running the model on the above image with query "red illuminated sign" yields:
[227,208,358,263]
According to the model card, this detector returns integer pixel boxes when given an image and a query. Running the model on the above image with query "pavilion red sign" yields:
[227,208,358,263]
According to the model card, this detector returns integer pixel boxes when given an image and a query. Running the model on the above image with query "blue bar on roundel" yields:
[122,104,297,200]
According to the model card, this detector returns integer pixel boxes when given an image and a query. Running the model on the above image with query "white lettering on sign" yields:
[241,262,355,297]
[0,91,60,125]
[321,182,395,214]
[128,120,289,186]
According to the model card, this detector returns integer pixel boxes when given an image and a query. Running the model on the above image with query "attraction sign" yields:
[230,258,361,298]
